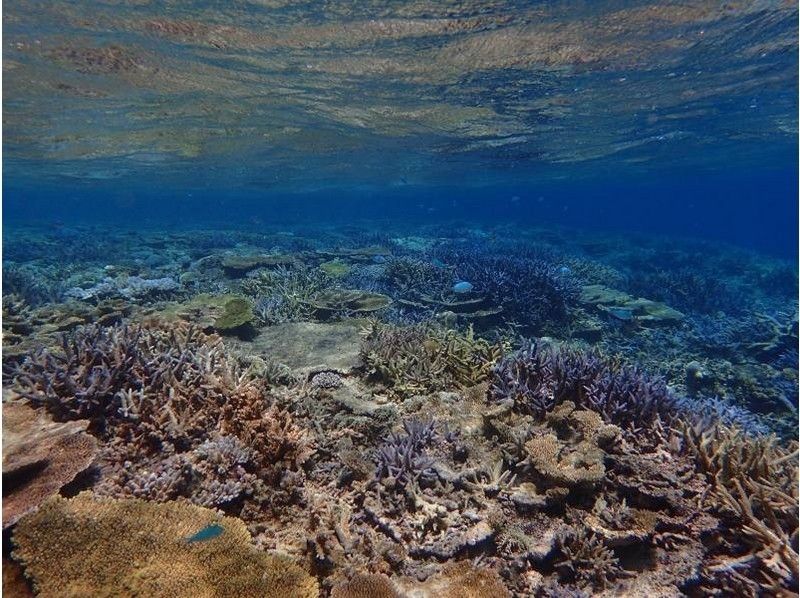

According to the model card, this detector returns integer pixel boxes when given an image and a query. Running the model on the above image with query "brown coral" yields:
[12,492,319,598]
[361,321,506,394]
[682,422,799,593]
[523,401,620,489]
[396,561,511,598]
[330,573,402,598]
[2,401,97,528]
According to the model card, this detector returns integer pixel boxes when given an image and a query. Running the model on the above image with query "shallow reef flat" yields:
[2,222,798,597]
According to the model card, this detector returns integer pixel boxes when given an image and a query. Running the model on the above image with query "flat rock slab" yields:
[246,320,365,376]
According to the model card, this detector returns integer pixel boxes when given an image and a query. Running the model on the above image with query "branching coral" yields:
[7,320,312,516]
[373,418,438,492]
[555,526,624,590]
[681,422,799,593]
[361,321,506,394]
[433,242,579,331]
[242,265,327,324]
[490,341,677,437]
[11,492,318,598]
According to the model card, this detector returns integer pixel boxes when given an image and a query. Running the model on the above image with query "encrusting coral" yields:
[2,401,97,528]
[11,492,319,598]
[522,401,620,489]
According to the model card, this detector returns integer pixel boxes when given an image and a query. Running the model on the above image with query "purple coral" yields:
[433,242,579,331]
[373,418,438,489]
[490,341,678,433]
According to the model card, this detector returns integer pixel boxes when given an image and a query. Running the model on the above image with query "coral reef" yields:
[1,223,796,597]
[433,243,580,332]
[12,492,318,597]
[489,340,677,436]
[681,422,799,594]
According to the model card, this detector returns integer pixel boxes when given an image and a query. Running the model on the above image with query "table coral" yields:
[11,493,318,598]
[2,401,97,528]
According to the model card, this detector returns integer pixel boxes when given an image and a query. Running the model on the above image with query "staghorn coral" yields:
[2,401,97,528]
[681,422,799,593]
[11,492,318,598]
[373,418,438,493]
[7,320,312,518]
[433,242,579,332]
[361,321,506,394]
[554,526,624,590]
[242,265,328,324]
[490,340,678,438]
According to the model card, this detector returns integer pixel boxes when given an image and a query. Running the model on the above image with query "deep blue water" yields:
[5,165,797,259]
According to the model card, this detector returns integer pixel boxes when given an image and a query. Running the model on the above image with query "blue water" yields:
[5,166,798,258]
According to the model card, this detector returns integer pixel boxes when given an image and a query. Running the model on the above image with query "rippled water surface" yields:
[4,0,797,192]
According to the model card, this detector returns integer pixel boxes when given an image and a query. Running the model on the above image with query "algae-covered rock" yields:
[148,293,251,334]
[214,297,256,337]
[153,294,238,330]
[319,259,352,278]
[241,320,365,376]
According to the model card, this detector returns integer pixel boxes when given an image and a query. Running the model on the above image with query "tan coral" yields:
[395,561,511,598]
[2,401,97,528]
[12,492,319,598]
[524,402,620,488]
[682,422,799,592]
[330,573,402,598]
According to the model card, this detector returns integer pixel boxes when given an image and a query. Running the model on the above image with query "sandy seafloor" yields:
[2,221,798,597]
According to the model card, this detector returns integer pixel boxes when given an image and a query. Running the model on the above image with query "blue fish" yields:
[372,255,387,264]
[453,281,474,294]
[186,523,224,543]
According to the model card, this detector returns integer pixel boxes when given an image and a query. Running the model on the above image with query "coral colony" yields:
[2,223,798,597]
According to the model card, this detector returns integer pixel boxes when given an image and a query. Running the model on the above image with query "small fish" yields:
[558,265,572,276]
[186,523,224,543]
[372,255,387,264]
[431,259,446,269]
[453,281,474,294]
